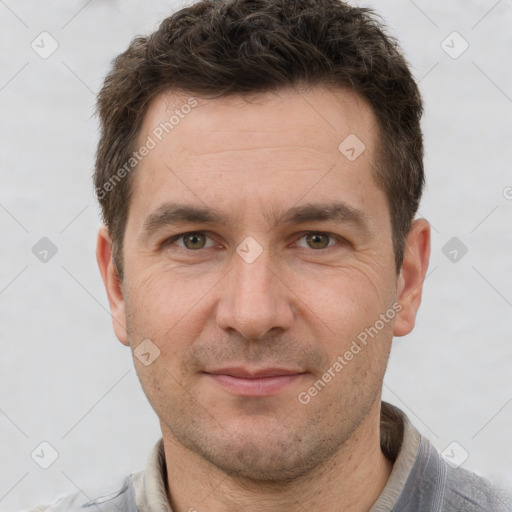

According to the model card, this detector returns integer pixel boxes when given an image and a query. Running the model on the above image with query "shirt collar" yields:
[134,402,421,511]
[369,402,422,511]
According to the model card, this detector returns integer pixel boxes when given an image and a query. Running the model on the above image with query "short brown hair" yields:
[94,0,424,276]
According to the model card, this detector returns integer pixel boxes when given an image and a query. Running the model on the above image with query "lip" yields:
[203,367,306,396]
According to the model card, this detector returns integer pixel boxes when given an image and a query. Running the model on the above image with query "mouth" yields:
[203,367,307,397]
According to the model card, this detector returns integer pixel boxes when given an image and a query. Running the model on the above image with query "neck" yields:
[162,400,393,512]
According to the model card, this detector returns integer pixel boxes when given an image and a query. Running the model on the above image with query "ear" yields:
[393,218,431,337]
[96,226,129,346]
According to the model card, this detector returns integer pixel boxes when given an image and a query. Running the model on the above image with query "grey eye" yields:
[182,232,208,250]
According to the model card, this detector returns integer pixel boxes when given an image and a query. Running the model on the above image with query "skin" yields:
[97,86,430,512]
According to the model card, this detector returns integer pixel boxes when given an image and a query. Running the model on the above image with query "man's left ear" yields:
[393,218,431,337]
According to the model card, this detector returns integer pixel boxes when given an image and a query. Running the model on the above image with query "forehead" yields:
[128,86,385,229]
[140,86,378,159]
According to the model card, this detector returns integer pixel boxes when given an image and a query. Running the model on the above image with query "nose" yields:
[215,246,295,340]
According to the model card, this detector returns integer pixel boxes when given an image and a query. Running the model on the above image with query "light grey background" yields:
[1,0,511,510]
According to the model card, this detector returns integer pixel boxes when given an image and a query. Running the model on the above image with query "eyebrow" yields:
[141,201,370,236]
[277,202,369,232]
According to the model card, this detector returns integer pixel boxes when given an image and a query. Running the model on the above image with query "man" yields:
[33,0,510,510]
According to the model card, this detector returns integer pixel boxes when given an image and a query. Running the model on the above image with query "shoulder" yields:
[25,473,139,512]
[401,436,511,511]
[442,463,511,511]
[382,404,512,512]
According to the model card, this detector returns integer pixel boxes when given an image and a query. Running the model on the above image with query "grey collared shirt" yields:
[30,403,511,512]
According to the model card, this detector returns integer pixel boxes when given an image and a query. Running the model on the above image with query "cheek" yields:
[124,262,215,329]
[294,265,396,373]
[293,264,389,326]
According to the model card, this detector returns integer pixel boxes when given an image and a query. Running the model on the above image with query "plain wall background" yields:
[1,0,511,509]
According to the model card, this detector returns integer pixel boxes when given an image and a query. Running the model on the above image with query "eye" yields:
[164,231,344,253]
[167,232,216,250]
[295,232,339,250]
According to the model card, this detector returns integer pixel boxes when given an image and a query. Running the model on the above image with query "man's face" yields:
[110,87,405,480]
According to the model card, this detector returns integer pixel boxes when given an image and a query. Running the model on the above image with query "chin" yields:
[208,441,317,483]
[178,420,343,484]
